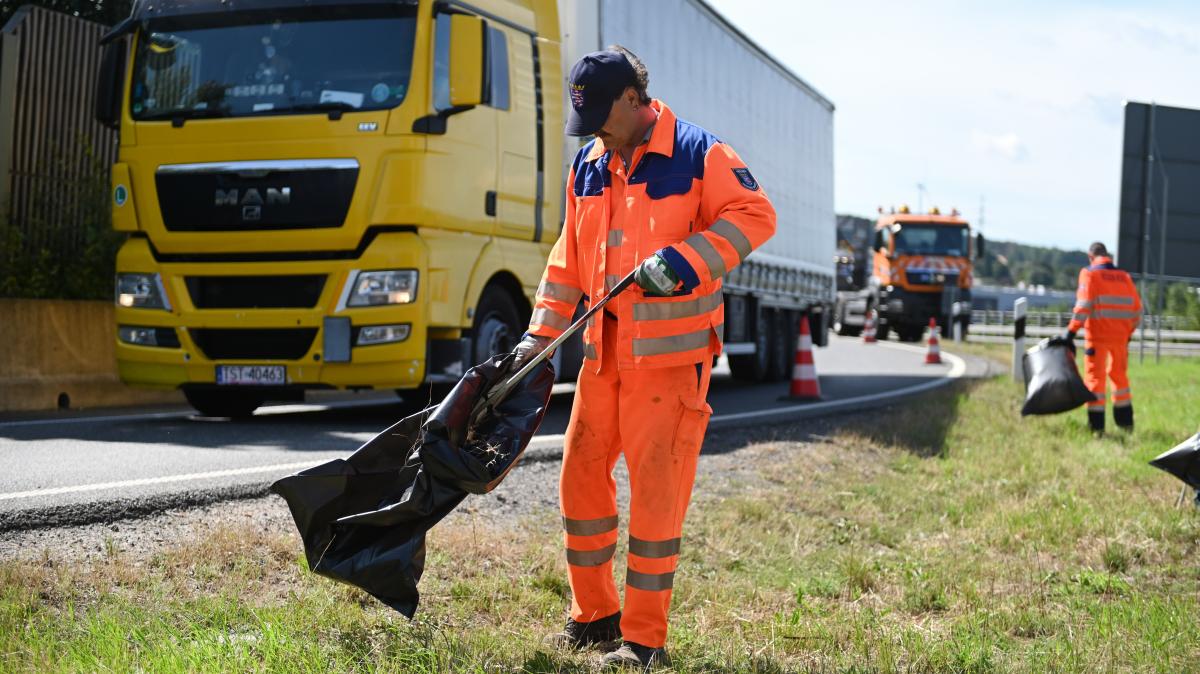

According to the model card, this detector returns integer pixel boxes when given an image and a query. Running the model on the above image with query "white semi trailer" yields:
[559,0,836,382]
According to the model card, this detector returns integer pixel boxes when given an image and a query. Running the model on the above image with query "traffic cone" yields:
[788,314,821,400]
[862,308,877,343]
[925,317,942,364]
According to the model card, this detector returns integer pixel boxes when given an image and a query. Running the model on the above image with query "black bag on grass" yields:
[1149,432,1200,490]
[1021,336,1095,416]
[271,354,555,617]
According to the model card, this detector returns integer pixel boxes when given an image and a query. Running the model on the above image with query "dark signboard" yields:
[1118,102,1200,281]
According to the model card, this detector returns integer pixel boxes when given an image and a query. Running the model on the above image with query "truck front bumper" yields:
[113,232,431,391]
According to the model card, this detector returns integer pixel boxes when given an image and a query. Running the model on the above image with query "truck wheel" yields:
[899,326,923,342]
[472,285,523,367]
[834,304,861,337]
[875,320,891,341]
[184,388,263,418]
[729,307,770,382]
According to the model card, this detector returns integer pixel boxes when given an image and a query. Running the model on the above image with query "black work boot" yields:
[1088,409,1105,436]
[542,612,621,651]
[601,641,671,669]
[1114,405,1134,432]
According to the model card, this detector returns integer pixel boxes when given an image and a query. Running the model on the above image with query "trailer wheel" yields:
[729,307,771,382]
[184,388,263,418]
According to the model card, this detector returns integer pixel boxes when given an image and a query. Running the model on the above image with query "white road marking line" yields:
[0,344,970,502]
[0,461,317,501]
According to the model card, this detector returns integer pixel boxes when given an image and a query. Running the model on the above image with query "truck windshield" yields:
[893,225,969,257]
[130,5,417,121]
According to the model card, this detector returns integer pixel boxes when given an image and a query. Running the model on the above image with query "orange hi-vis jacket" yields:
[1067,256,1142,342]
[529,100,777,370]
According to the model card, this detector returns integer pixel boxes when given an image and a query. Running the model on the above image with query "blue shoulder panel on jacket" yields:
[571,140,611,198]
[637,118,720,199]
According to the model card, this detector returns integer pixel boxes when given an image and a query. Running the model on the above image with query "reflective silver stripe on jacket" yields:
[605,274,620,293]
[684,232,727,281]
[538,280,582,305]
[583,342,598,360]
[1098,295,1134,306]
[566,543,616,567]
[1093,309,1140,319]
[531,307,570,331]
[1072,312,1088,323]
[626,569,674,591]
[709,219,753,261]
[633,291,722,322]
[628,536,681,558]
[562,515,618,536]
[632,328,710,356]
[607,230,623,247]
[1074,301,1092,310]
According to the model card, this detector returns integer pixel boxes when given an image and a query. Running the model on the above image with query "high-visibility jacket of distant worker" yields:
[1066,255,1142,428]
[528,99,776,650]
[528,100,777,369]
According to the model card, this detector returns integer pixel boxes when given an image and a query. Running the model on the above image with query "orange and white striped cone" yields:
[788,314,821,400]
[862,308,877,344]
[925,317,942,365]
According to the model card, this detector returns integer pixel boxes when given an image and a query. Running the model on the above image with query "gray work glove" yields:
[510,333,553,372]
[634,251,681,297]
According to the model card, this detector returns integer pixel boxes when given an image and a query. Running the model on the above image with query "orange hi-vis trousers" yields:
[559,316,713,648]
[1083,340,1133,429]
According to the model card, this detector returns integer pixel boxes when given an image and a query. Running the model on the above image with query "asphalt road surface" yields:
[0,337,987,530]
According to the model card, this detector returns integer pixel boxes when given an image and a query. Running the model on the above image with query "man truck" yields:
[95,0,836,416]
[834,206,984,342]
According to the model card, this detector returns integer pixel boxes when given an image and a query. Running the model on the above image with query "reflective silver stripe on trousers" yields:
[1098,295,1134,306]
[538,281,582,305]
[684,232,727,281]
[1113,399,1133,408]
[583,342,598,360]
[1094,309,1140,319]
[605,274,620,293]
[633,291,722,322]
[531,307,570,331]
[1114,387,1131,396]
[607,230,623,247]
[626,569,675,592]
[632,328,710,356]
[562,515,618,536]
[566,543,617,567]
[709,219,753,261]
[628,536,681,558]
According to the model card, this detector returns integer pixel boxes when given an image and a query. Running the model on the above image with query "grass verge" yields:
[2,351,1197,672]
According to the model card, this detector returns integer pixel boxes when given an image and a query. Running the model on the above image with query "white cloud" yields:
[970,131,1028,161]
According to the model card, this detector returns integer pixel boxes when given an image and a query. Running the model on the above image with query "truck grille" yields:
[185,275,326,309]
[155,159,358,231]
[190,328,317,360]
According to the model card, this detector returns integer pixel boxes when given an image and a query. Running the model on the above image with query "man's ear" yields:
[624,87,640,108]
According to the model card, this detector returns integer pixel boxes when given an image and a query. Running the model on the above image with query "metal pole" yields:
[1013,297,1027,384]
[1156,166,1168,363]
[1139,103,1157,364]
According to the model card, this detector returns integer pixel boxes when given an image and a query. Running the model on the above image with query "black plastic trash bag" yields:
[1150,432,1200,490]
[270,354,555,617]
[1021,336,1095,416]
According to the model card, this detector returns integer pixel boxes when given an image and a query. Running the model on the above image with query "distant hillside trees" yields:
[975,240,1089,289]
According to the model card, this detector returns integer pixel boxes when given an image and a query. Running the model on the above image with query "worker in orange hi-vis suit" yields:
[508,47,776,669]
[1064,242,1143,434]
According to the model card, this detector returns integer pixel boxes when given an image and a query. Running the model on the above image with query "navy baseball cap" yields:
[565,50,638,137]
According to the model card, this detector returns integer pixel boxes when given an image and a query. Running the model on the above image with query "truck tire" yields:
[471,285,523,366]
[899,325,923,342]
[875,320,891,341]
[834,303,861,337]
[184,388,263,418]
[729,306,771,382]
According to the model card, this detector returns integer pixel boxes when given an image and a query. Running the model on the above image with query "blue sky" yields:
[704,0,1200,251]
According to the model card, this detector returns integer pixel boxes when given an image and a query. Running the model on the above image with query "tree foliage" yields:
[975,239,1089,290]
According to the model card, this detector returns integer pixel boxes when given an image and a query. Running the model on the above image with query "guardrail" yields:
[970,310,1190,332]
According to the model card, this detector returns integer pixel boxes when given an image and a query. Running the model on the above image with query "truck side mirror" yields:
[975,233,985,259]
[94,40,126,129]
[448,14,486,108]
[873,230,885,253]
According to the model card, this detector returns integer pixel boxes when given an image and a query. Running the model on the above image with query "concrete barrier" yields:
[0,299,182,411]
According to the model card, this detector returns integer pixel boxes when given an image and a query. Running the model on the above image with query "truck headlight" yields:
[116,273,171,310]
[357,324,411,346]
[118,325,180,347]
[346,270,418,307]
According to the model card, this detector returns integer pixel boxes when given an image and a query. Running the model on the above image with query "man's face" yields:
[594,88,640,148]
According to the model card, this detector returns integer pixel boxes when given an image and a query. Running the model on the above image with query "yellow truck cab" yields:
[835,206,984,342]
[95,0,564,416]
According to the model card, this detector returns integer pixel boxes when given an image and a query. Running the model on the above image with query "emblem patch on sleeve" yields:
[732,167,759,191]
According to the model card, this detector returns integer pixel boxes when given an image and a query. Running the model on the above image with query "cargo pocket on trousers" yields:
[671,396,712,456]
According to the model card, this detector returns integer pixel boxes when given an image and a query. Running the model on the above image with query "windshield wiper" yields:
[139,108,230,127]
[286,101,357,120]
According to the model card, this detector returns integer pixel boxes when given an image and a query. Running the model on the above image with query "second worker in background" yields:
[511,47,776,668]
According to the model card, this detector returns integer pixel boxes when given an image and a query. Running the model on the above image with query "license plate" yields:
[215,365,287,386]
